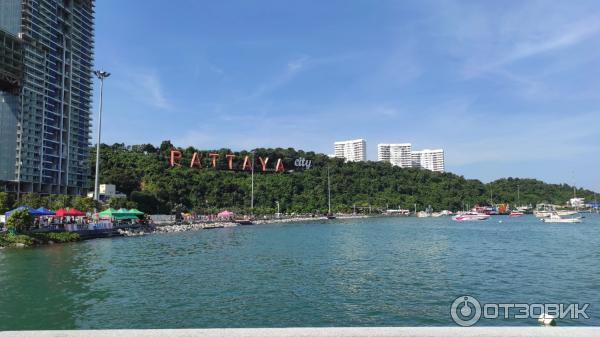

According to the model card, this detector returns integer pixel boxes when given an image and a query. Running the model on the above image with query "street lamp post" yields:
[251,150,255,212]
[92,70,110,202]
[517,184,520,207]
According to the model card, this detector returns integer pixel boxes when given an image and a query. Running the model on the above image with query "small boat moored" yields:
[541,214,582,223]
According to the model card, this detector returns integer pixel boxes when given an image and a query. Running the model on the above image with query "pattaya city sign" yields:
[170,151,311,172]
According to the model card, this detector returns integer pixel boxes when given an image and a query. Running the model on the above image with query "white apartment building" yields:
[378,143,412,168]
[334,139,367,162]
[411,149,445,173]
[87,184,127,202]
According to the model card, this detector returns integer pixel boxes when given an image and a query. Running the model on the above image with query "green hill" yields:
[84,141,596,214]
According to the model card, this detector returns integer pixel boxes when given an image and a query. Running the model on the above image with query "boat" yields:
[326,214,336,220]
[236,220,253,225]
[452,205,491,221]
[431,212,443,217]
[556,210,577,216]
[534,204,554,218]
[451,213,490,221]
[541,214,582,223]
[417,211,431,218]
[508,211,524,218]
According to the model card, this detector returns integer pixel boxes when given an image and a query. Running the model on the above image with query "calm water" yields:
[0,215,598,329]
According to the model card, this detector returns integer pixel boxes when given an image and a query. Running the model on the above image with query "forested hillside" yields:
[82,141,596,214]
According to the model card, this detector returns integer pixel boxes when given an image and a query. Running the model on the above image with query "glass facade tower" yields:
[0,0,95,197]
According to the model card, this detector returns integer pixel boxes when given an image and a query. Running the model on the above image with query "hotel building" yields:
[377,143,412,168]
[334,139,367,162]
[0,0,95,197]
[411,149,445,173]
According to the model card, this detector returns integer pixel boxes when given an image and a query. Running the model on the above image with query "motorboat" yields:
[541,214,582,223]
[508,211,524,218]
[431,212,443,217]
[451,213,491,221]
[556,210,577,216]
[534,204,555,218]
[417,211,431,218]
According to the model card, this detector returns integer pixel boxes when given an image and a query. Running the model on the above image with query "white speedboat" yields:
[508,211,524,218]
[451,212,491,221]
[417,211,431,218]
[541,214,582,223]
[556,210,577,216]
[431,212,443,217]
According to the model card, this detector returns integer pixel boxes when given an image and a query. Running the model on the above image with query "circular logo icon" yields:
[450,295,482,326]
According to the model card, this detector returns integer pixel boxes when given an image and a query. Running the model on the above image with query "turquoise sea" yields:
[0,215,598,330]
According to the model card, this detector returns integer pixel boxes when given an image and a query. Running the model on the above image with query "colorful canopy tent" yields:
[99,208,131,220]
[36,207,56,216]
[586,201,600,207]
[217,210,235,216]
[128,209,145,215]
[70,209,86,216]
[117,208,139,219]
[54,208,81,217]
[5,206,45,216]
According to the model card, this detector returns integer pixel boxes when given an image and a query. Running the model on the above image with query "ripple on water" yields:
[0,215,599,329]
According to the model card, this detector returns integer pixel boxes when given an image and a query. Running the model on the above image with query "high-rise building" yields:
[334,139,367,162]
[0,0,95,197]
[411,149,444,173]
[377,143,412,168]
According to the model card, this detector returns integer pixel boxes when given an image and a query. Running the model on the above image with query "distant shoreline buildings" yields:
[333,139,367,162]
[333,140,445,173]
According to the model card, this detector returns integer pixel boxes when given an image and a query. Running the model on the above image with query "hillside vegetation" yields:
[79,141,596,214]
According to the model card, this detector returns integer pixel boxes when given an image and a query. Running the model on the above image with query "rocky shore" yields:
[117,215,370,237]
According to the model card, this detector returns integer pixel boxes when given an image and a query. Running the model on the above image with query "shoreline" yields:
[119,215,371,237]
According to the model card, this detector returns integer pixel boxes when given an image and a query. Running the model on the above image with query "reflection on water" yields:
[0,216,598,329]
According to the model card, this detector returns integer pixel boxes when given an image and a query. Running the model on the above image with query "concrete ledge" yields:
[1,327,598,337]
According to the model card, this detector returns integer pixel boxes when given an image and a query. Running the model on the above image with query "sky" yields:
[92,0,600,191]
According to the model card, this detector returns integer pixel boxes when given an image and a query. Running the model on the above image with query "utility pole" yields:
[327,166,331,214]
[517,184,520,206]
[92,70,110,203]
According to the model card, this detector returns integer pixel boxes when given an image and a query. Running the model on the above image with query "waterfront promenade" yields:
[2,327,598,336]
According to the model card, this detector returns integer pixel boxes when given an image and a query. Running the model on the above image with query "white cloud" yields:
[115,69,171,110]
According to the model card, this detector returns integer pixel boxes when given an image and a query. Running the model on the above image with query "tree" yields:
[5,208,35,231]
[0,192,14,213]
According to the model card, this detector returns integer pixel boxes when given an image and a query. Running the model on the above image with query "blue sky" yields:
[92,0,600,191]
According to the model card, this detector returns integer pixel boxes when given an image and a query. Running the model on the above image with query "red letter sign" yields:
[259,157,269,171]
[242,156,252,170]
[275,158,284,172]
[171,151,182,166]
[209,154,219,167]
[226,155,236,169]
[190,152,202,168]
